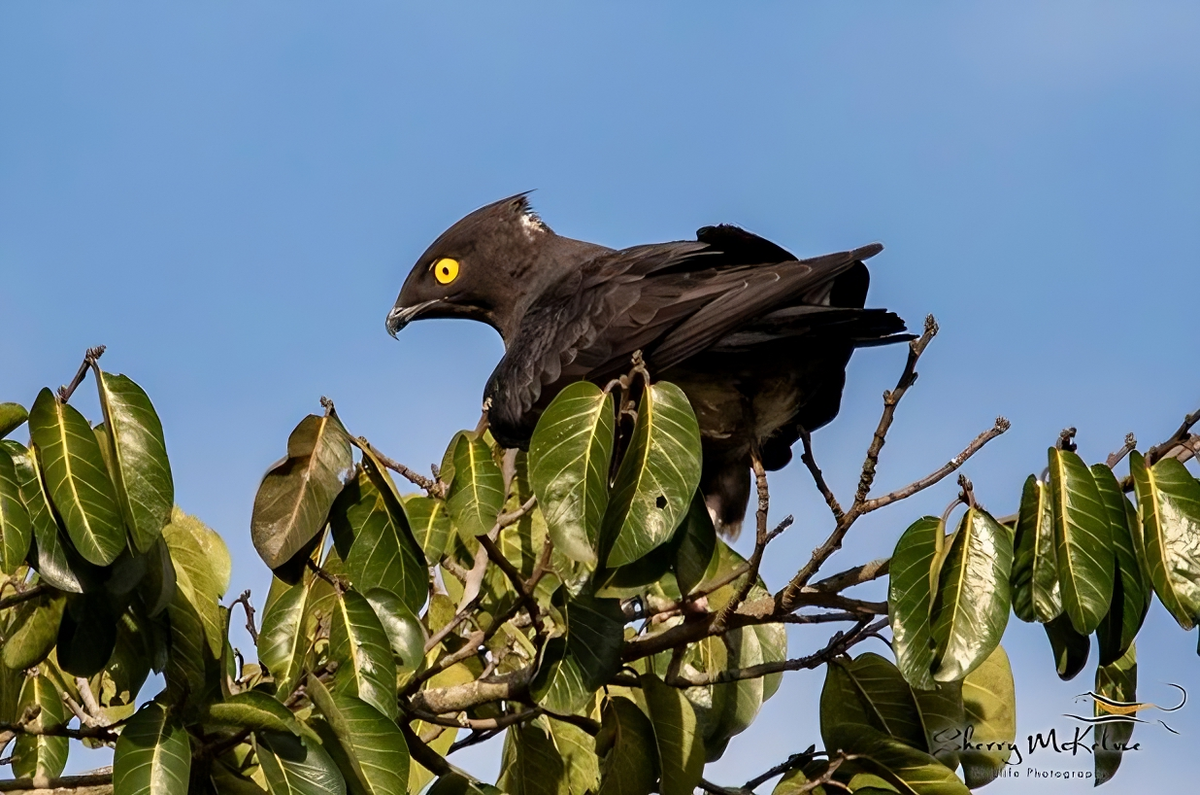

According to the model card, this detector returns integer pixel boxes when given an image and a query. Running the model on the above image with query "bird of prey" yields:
[386,194,910,536]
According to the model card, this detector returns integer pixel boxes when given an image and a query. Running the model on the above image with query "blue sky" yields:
[2,3,1198,791]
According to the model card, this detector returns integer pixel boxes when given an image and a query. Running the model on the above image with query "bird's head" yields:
[386,193,552,339]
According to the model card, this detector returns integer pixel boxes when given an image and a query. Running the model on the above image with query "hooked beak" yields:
[385,299,440,338]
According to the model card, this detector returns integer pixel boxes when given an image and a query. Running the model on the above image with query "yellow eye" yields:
[433,257,459,285]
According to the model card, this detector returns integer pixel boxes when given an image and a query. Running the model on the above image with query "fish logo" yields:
[1065,684,1187,734]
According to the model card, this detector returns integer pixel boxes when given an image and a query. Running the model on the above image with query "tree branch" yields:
[57,346,106,403]
[229,590,258,645]
[0,771,113,794]
[354,437,445,498]
[0,583,51,612]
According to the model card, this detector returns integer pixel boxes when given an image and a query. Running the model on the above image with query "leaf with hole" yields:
[1049,448,1113,634]
[529,382,614,565]
[602,382,702,568]
[889,516,942,690]
[251,411,353,572]
[1011,476,1061,623]
[1130,452,1200,630]
[28,388,125,566]
[930,506,1013,682]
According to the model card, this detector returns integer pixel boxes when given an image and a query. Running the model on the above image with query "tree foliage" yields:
[1,329,1199,794]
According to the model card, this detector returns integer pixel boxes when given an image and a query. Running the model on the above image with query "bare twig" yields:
[800,430,843,521]
[58,346,106,403]
[809,558,890,593]
[478,535,542,632]
[229,590,258,645]
[305,559,345,592]
[714,455,786,633]
[1147,406,1200,464]
[424,609,473,653]
[355,437,445,498]
[400,721,453,778]
[407,707,539,732]
[855,315,938,504]
[0,583,51,612]
[74,678,104,728]
[743,746,816,791]
[0,771,114,793]
[1106,433,1137,469]
[1056,426,1077,452]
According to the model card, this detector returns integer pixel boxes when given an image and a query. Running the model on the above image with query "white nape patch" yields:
[520,211,546,239]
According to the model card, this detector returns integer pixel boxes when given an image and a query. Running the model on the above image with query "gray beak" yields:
[385,300,440,338]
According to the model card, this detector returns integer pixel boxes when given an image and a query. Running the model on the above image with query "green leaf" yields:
[831,724,971,795]
[958,645,1015,788]
[56,595,118,677]
[1042,613,1089,681]
[207,690,302,736]
[427,771,504,795]
[2,591,65,670]
[28,387,125,566]
[888,516,941,690]
[1094,643,1137,786]
[1010,476,1061,623]
[641,673,704,795]
[1091,464,1151,665]
[92,370,174,554]
[251,411,353,571]
[529,382,615,565]
[772,767,826,795]
[912,682,964,770]
[328,589,398,720]
[330,470,427,615]
[404,496,452,561]
[258,575,320,699]
[163,508,226,659]
[702,624,769,757]
[12,669,68,780]
[363,588,426,677]
[0,403,28,439]
[256,730,348,795]
[498,715,599,795]
[532,592,625,715]
[930,507,1013,682]
[1130,452,1200,630]
[596,696,658,795]
[602,382,703,568]
[673,491,716,597]
[113,701,192,795]
[0,448,33,575]
[446,434,504,539]
[830,653,928,752]
[306,675,409,795]
[1048,448,1113,634]
[2,441,91,593]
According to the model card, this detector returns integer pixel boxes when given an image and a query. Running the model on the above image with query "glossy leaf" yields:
[1091,464,1151,665]
[2,441,88,592]
[912,682,964,769]
[163,508,226,658]
[328,589,399,720]
[207,690,302,736]
[1042,613,1089,681]
[888,516,941,690]
[256,731,348,795]
[28,387,125,566]
[404,496,452,561]
[673,491,717,597]
[958,645,1015,788]
[832,653,928,751]
[930,507,1013,682]
[113,701,192,795]
[529,382,614,565]
[1130,452,1200,630]
[1094,643,1137,786]
[2,591,65,670]
[0,403,28,439]
[447,433,504,539]
[596,696,658,795]
[1048,448,1113,634]
[831,724,971,795]
[251,411,353,571]
[93,370,174,553]
[330,471,427,614]
[603,382,703,567]
[1010,476,1061,623]
[257,575,320,699]
[12,669,68,780]
[306,675,409,795]
[364,587,426,676]
[641,673,704,795]
[0,448,32,574]
[532,592,625,715]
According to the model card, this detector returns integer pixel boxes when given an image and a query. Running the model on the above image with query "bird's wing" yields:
[485,236,882,442]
